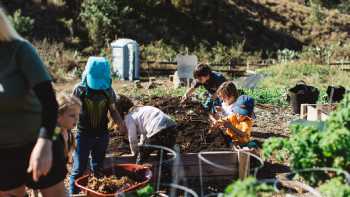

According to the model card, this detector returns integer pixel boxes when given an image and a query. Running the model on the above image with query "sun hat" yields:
[82,57,111,90]
[233,95,255,118]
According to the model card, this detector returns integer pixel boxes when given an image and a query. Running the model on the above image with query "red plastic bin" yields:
[75,164,152,197]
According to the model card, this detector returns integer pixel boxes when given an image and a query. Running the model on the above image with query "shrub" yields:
[277,49,299,64]
[141,40,179,62]
[33,39,83,82]
[8,9,34,37]
[80,0,132,46]
[319,177,350,197]
[224,177,274,197]
[308,2,326,25]
[263,93,350,185]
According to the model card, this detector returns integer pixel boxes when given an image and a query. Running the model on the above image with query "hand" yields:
[180,95,188,104]
[118,122,128,135]
[223,120,232,129]
[215,106,223,113]
[27,138,53,182]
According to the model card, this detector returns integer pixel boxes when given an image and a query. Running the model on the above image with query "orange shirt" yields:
[224,114,253,145]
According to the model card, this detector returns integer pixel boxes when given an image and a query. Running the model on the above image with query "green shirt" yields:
[0,39,51,148]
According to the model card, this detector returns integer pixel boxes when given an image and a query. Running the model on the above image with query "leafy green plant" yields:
[262,137,287,161]
[136,184,154,197]
[224,177,274,197]
[277,49,299,64]
[319,177,350,197]
[8,9,34,36]
[262,93,350,185]
[241,88,287,107]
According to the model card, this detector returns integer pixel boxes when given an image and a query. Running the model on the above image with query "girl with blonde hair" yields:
[0,6,66,197]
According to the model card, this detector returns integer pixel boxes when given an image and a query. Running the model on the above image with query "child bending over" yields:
[181,63,226,112]
[116,95,177,164]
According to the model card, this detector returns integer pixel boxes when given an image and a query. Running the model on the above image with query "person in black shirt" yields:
[181,63,226,112]
[69,57,127,195]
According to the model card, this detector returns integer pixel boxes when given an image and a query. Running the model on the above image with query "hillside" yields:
[2,0,350,51]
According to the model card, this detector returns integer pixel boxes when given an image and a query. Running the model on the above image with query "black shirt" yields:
[192,71,226,95]
[73,84,117,136]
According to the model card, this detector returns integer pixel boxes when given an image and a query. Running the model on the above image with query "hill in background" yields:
[2,0,350,52]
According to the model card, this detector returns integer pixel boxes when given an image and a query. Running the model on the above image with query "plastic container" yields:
[111,39,140,81]
[288,83,319,114]
[75,164,152,197]
[327,85,346,103]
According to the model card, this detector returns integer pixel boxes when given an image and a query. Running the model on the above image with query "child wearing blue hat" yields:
[69,57,127,195]
[211,81,257,149]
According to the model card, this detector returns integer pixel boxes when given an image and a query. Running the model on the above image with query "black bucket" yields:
[288,83,319,114]
[327,86,346,103]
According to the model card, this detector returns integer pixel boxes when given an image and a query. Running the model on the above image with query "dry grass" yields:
[257,62,350,89]
[232,0,350,46]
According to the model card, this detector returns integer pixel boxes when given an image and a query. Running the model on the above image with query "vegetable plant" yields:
[319,177,350,197]
[224,177,274,197]
[263,93,350,185]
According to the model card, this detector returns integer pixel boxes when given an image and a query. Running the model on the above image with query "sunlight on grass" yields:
[257,63,350,89]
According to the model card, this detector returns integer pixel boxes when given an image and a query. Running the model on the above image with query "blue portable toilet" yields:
[111,39,140,80]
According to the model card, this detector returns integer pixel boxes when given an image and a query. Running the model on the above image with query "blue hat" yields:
[233,95,255,117]
[82,57,111,90]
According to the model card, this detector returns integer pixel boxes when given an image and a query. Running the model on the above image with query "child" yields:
[115,95,177,164]
[69,57,127,195]
[56,94,82,163]
[181,63,226,113]
[27,94,81,196]
[211,81,256,148]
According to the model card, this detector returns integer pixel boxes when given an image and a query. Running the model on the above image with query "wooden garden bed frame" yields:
[300,103,337,121]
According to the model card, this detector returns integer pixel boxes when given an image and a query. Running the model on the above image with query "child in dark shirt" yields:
[181,63,226,112]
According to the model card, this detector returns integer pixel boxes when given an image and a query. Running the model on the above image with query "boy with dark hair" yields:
[181,63,226,112]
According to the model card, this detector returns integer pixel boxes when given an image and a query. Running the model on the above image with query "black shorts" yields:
[0,137,67,191]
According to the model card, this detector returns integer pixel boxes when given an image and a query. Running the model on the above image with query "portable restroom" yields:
[111,39,140,80]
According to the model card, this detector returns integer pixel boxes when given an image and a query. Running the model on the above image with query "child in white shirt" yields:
[116,95,177,163]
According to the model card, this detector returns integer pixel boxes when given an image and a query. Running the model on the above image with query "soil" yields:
[87,175,137,194]
[108,96,227,154]
[108,95,297,155]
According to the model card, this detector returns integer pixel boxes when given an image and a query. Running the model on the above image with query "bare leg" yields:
[0,186,26,197]
[39,181,66,197]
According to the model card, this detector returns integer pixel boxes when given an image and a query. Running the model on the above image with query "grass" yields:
[241,88,288,107]
[257,63,350,90]
[118,84,187,100]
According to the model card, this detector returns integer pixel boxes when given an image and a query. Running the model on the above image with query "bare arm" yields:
[181,87,196,103]
[109,103,127,134]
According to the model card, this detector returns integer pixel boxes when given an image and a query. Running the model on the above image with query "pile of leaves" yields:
[87,175,137,194]
[224,177,275,197]
[263,93,350,185]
